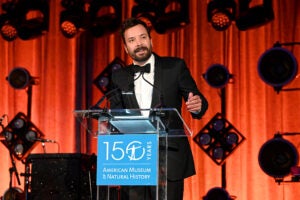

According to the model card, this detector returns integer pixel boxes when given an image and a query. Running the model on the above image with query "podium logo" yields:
[126,141,145,161]
[97,134,158,186]
[101,134,156,162]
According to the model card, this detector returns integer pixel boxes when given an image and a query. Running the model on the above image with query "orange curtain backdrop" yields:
[1,0,300,199]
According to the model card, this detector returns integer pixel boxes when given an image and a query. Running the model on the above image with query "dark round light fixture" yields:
[194,113,245,165]
[258,47,298,92]
[258,134,299,180]
[0,112,44,160]
[7,67,32,89]
[203,64,231,88]
[203,187,231,200]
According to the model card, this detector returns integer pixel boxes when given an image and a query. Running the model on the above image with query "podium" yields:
[74,108,192,200]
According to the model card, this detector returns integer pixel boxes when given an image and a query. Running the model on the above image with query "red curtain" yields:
[1,0,300,199]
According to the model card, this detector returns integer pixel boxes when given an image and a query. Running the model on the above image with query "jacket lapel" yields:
[151,54,162,108]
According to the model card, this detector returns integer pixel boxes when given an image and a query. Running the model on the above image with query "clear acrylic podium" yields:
[74,108,192,200]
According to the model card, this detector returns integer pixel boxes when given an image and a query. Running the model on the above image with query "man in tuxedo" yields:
[109,17,208,200]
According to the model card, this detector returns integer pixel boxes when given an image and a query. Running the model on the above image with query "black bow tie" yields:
[132,63,151,74]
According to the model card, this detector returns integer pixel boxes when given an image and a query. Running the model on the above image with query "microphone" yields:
[25,132,57,143]
[34,138,57,143]
[89,87,121,109]
[141,73,165,108]
[139,72,169,128]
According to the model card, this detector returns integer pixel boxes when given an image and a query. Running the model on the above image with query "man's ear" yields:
[124,44,128,54]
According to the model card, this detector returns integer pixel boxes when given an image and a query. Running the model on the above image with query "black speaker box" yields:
[25,153,97,200]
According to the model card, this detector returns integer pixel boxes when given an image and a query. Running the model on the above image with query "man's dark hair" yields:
[120,18,151,43]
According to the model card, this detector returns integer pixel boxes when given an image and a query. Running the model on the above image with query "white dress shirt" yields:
[134,54,155,116]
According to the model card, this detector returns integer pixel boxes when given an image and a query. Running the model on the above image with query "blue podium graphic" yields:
[97,134,158,186]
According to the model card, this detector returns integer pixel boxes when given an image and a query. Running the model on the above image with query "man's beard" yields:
[130,46,152,62]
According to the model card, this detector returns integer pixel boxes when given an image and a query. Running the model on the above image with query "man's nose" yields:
[135,38,143,45]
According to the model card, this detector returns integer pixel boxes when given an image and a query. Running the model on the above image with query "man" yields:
[109,18,208,200]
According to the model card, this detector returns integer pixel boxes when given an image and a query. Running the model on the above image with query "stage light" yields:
[207,0,236,31]
[2,187,25,200]
[0,22,18,41]
[235,0,274,30]
[0,0,49,41]
[194,113,245,165]
[0,2,18,41]
[14,0,49,40]
[89,0,122,37]
[131,0,190,34]
[6,67,36,89]
[203,64,232,88]
[131,0,157,29]
[60,0,86,38]
[93,57,126,94]
[198,133,212,146]
[0,112,44,160]
[153,0,190,34]
[258,134,299,182]
[257,46,298,93]
[226,132,238,145]
[203,187,232,200]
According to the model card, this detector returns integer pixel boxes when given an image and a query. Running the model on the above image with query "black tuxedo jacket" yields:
[110,53,208,181]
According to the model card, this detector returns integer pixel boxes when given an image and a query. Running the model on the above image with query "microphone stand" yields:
[27,85,33,120]
[8,153,21,193]
[220,87,227,189]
